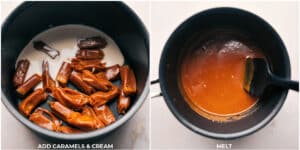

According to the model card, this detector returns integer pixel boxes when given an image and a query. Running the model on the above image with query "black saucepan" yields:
[1,2,149,142]
[153,7,291,139]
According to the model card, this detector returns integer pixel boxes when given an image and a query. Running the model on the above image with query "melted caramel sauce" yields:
[180,38,263,121]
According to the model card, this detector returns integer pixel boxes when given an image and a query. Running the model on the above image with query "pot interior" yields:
[160,7,290,138]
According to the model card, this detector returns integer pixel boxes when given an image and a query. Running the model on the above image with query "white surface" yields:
[1,1,149,149]
[150,1,298,149]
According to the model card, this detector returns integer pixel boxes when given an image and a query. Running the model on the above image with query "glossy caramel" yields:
[180,39,263,119]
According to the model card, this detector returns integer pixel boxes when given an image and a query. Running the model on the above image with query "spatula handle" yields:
[271,75,299,91]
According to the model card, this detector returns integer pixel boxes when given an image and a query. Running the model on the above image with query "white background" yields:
[1,1,149,149]
[150,1,299,149]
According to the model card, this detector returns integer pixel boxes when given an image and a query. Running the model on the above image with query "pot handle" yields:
[151,79,163,98]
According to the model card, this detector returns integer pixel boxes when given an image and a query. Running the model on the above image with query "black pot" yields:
[1,2,149,142]
[155,7,291,139]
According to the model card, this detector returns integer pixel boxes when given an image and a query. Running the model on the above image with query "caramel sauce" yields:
[180,37,263,121]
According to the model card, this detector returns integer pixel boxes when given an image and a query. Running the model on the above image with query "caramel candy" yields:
[77,36,107,49]
[49,101,98,131]
[16,74,42,96]
[19,89,48,117]
[56,62,72,87]
[117,91,131,114]
[76,49,104,60]
[93,105,116,126]
[82,70,112,92]
[95,72,107,80]
[33,41,60,59]
[71,58,106,72]
[52,87,90,110]
[42,61,56,92]
[13,59,30,87]
[82,106,105,128]
[120,65,137,96]
[69,71,95,95]
[90,85,119,107]
[29,107,61,131]
[105,64,120,81]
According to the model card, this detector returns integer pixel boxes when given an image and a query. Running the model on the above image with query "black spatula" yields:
[243,58,298,97]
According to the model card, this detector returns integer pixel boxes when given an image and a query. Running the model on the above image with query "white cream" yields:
[16,24,124,89]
